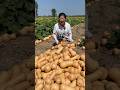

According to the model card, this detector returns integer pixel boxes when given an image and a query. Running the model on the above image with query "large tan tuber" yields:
[51,83,59,90]
[60,84,75,90]
[69,48,77,57]
[60,61,73,68]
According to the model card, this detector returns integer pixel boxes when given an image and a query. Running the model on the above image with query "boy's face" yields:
[59,16,66,26]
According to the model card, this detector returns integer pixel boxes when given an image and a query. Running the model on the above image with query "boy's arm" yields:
[67,24,73,42]
[53,25,59,44]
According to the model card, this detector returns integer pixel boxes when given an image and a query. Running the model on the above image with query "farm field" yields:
[35,16,85,40]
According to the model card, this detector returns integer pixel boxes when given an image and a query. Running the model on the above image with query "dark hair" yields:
[58,13,67,19]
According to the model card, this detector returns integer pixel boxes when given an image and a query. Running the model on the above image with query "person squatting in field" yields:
[52,13,74,44]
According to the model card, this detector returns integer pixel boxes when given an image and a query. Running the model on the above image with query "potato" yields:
[60,84,75,90]
[63,53,70,61]
[86,41,96,50]
[3,73,26,88]
[86,54,99,73]
[86,67,108,82]
[60,61,73,68]
[108,67,120,86]
[41,63,51,73]
[101,38,108,46]
[105,81,120,90]
[80,53,85,61]
[76,77,85,87]
[11,65,22,78]
[92,81,105,90]
[36,83,44,90]
[86,81,92,90]
[68,74,78,81]
[70,80,77,87]
[69,48,77,57]
[0,71,11,86]
[44,84,51,90]
[9,33,16,40]
[1,33,10,41]
[10,81,30,90]
[55,46,64,54]
[51,83,59,90]
[112,48,120,55]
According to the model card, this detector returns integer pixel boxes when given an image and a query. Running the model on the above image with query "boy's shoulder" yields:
[65,22,71,26]
[54,23,59,27]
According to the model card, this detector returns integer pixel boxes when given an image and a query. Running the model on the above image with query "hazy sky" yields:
[36,0,85,16]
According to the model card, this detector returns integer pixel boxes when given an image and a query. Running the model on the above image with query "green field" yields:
[35,16,85,40]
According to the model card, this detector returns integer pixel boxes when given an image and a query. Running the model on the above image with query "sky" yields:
[36,0,85,16]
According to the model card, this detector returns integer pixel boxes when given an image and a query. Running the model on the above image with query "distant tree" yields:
[51,9,57,17]
[35,1,38,17]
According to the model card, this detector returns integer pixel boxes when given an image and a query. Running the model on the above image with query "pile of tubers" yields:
[86,54,120,90]
[35,42,85,90]
[0,41,119,90]
[35,35,52,45]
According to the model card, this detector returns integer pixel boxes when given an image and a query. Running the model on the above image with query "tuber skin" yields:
[77,77,85,87]
[51,83,59,90]
[69,48,77,57]
[41,63,51,73]
[60,84,75,90]
[70,80,77,88]
[60,61,73,68]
